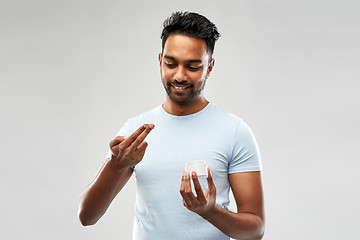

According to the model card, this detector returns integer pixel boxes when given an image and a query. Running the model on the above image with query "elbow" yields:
[78,205,98,226]
[251,218,265,240]
[80,219,96,227]
[251,231,265,240]
[250,218,265,240]
[78,192,99,226]
[236,230,264,240]
[239,230,264,240]
[236,216,265,240]
[78,210,98,226]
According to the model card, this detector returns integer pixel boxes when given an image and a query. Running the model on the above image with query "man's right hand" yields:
[109,123,155,170]
[78,123,154,226]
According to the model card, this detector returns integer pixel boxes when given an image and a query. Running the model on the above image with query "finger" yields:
[109,136,126,155]
[133,148,147,166]
[191,171,206,203]
[179,180,189,208]
[138,147,147,159]
[109,136,126,148]
[206,168,216,194]
[179,172,186,195]
[185,172,198,207]
[180,180,193,208]
[136,141,148,154]
[127,125,154,152]
[121,124,153,148]
[180,172,195,208]
[133,141,148,164]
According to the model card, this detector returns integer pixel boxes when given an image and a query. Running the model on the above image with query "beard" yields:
[161,76,207,104]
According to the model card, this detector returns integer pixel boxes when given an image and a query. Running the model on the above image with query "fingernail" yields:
[149,123,155,129]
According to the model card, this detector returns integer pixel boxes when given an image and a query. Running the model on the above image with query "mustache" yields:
[169,80,192,86]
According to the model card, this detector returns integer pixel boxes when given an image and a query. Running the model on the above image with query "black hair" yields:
[161,11,220,57]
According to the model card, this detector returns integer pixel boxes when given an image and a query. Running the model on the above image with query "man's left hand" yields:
[179,168,217,219]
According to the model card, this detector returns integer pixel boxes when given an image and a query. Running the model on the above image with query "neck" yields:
[162,96,209,116]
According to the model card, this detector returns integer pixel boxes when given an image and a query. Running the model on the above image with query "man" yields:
[79,11,265,240]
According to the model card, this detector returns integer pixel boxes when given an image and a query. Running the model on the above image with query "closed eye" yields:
[164,62,177,68]
[187,66,202,71]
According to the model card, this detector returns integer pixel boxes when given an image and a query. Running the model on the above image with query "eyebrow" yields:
[164,55,202,64]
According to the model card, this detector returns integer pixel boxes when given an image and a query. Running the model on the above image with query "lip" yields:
[171,84,191,90]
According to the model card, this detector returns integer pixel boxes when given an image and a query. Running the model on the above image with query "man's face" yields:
[159,34,214,104]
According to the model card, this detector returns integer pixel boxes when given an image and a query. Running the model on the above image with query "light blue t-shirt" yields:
[106,103,262,240]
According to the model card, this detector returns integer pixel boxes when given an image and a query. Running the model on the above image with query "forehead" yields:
[163,34,209,61]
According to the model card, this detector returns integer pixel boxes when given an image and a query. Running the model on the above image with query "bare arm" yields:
[78,123,154,226]
[180,169,265,240]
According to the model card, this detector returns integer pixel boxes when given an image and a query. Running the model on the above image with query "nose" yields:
[174,65,187,82]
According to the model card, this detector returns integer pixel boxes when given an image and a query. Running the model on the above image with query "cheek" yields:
[200,69,209,79]
[161,68,172,80]
[191,71,206,82]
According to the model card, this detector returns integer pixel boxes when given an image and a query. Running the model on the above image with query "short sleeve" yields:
[228,121,262,173]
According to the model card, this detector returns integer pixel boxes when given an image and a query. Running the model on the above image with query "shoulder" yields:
[208,103,244,127]
[126,105,162,124]
[120,106,161,134]
[208,103,256,141]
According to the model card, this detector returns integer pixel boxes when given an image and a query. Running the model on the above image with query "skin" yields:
[180,169,264,240]
[160,35,265,239]
[159,34,214,116]
[79,33,265,239]
[78,124,154,225]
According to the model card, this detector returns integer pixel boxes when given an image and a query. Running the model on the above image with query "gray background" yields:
[1,0,359,239]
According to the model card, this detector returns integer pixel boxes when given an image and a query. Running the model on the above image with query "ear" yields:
[207,58,215,75]
[158,53,162,67]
